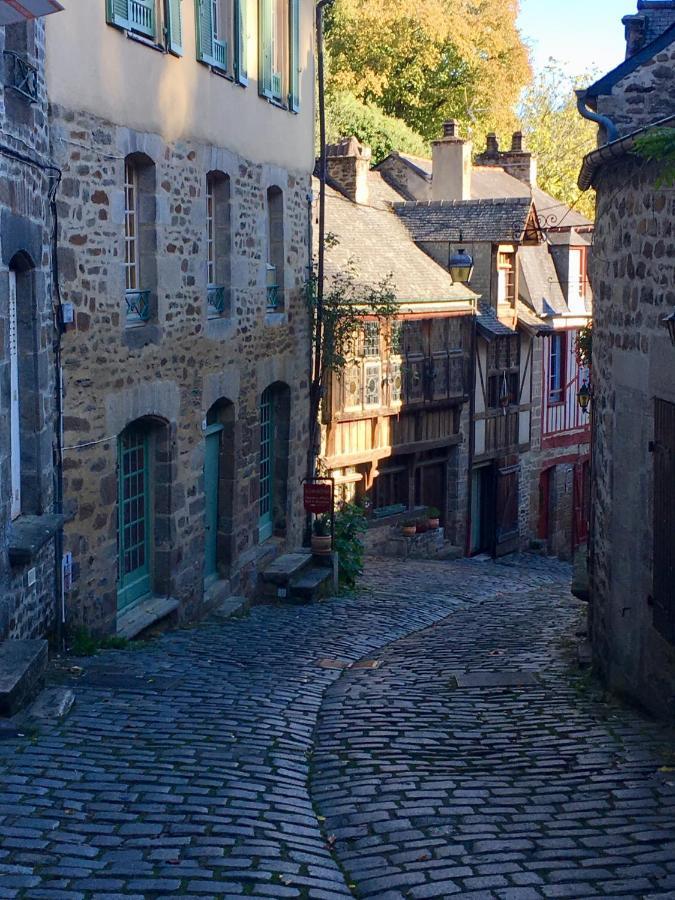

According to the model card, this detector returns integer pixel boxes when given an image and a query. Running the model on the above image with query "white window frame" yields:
[364,362,382,408]
[206,175,215,287]
[124,160,139,293]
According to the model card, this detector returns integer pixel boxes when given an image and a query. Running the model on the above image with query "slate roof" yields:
[393,197,533,243]
[390,156,592,230]
[584,20,675,100]
[476,303,517,339]
[518,245,569,318]
[318,178,477,308]
[516,301,553,335]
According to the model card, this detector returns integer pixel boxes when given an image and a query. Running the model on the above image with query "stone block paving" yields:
[311,557,675,899]
[0,554,673,899]
[0,559,485,899]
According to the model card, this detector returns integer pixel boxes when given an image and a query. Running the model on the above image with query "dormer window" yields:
[497,249,516,308]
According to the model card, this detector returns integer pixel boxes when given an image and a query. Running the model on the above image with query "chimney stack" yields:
[325,137,371,205]
[623,2,675,57]
[475,130,537,189]
[431,120,472,202]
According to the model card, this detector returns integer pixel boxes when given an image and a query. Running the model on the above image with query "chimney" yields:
[325,137,371,205]
[623,13,647,56]
[624,2,675,56]
[431,120,472,202]
[475,131,537,189]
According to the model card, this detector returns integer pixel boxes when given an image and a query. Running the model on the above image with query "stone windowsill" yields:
[8,514,66,566]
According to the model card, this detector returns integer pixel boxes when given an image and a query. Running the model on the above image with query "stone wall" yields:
[589,154,675,716]
[51,105,311,635]
[596,42,675,138]
[0,18,60,643]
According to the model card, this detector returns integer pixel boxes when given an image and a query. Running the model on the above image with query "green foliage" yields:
[69,627,141,656]
[325,0,531,146]
[426,506,441,518]
[333,503,368,589]
[575,321,593,369]
[633,128,675,186]
[312,514,331,537]
[307,254,398,385]
[325,91,429,164]
[519,62,598,221]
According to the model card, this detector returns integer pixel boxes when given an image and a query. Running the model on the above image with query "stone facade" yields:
[0,17,61,643]
[587,154,675,717]
[51,105,312,635]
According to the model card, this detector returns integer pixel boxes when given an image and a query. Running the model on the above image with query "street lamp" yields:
[663,310,675,347]
[577,381,592,415]
[448,233,474,284]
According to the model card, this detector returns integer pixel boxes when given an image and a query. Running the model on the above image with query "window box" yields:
[125,289,151,325]
[207,284,226,317]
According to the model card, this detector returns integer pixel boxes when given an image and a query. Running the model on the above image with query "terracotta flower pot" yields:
[311,534,332,556]
[401,525,416,537]
[416,522,428,534]
[427,517,440,529]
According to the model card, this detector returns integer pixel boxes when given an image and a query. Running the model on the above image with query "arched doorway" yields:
[203,399,235,585]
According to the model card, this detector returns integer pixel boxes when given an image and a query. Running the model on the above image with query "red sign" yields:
[303,482,332,514]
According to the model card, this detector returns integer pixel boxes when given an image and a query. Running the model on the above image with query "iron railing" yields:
[213,39,227,68]
[271,71,282,99]
[125,290,151,325]
[3,51,38,103]
[129,0,154,37]
[266,284,280,310]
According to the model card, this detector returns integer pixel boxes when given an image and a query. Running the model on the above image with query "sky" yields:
[518,0,630,79]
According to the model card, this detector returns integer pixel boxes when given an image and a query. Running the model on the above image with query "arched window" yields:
[117,417,171,612]
[7,252,40,519]
[266,186,284,311]
[259,383,290,542]
[124,153,156,326]
[203,399,235,584]
[206,172,231,318]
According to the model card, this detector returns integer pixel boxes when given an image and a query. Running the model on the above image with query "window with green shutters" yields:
[234,0,248,84]
[107,0,157,39]
[195,0,228,71]
[259,0,300,108]
[165,0,183,54]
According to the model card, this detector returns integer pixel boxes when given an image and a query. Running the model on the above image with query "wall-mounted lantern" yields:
[448,232,474,284]
[577,381,592,415]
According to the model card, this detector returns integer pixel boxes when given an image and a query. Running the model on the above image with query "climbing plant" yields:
[633,127,675,186]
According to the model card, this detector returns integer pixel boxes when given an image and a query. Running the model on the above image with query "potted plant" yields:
[426,507,441,529]
[311,515,332,556]
[416,519,428,534]
[401,519,417,537]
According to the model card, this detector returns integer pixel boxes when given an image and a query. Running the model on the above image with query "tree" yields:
[519,62,598,221]
[325,91,429,165]
[325,0,531,146]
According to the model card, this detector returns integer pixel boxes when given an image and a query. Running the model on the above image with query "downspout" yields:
[307,0,335,483]
[464,310,477,557]
[575,90,619,144]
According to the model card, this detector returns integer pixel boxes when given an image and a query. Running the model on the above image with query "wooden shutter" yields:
[258,0,273,97]
[495,463,519,557]
[288,0,299,111]
[165,0,183,53]
[195,0,214,63]
[107,0,130,28]
[234,0,248,83]
[653,398,675,643]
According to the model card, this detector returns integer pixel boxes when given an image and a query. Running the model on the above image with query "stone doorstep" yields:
[290,566,333,602]
[260,551,313,586]
[116,596,180,640]
[0,640,48,717]
[8,514,66,565]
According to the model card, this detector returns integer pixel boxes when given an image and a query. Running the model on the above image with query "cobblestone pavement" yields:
[312,558,675,900]
[0,556,673,900]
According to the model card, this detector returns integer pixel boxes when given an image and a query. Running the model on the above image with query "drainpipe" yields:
[575,90,619,144]
[307,0,335,483]
[464,310,477,557]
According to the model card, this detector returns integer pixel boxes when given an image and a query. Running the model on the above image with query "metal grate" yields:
[3,51,37,102]
[129,0,155,36]
[207,284,226,317]
[125,289,151,324]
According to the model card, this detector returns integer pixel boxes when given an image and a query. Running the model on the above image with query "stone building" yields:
[577,0,675,716]
[318,139,477,555]
[44,0,315,636]
[379,124,592,558]
[0,1,64,647]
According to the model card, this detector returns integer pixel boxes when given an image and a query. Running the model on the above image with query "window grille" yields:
[363,322,380,358]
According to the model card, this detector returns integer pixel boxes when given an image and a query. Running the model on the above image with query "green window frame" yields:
[258,0,274,99]
[288,0,299,111]
[107,0,157,39]
[234,0,248,84]
[117,426,152,611]
[259,0,300,107]
[165,0,183,54]
[195,0,228,71]
[259,387,274,542]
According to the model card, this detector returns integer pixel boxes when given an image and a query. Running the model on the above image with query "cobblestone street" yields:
[1,556,674,899]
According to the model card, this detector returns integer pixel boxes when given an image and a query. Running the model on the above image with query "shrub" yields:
[333,502,368,589]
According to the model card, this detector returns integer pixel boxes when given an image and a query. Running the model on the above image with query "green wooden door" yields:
[259,387,274,542]
[118,427,151,611]
[204,424,223,582]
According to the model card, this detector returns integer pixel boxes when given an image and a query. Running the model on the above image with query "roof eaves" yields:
[578,113,675,189]
[584,21,675,100]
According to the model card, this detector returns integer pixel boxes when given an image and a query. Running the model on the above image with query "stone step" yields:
[0,639,48,718]
[289,567,334,603]
[260,551,312,587]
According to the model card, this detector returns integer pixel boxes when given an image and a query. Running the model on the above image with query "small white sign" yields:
[27,567,37,587]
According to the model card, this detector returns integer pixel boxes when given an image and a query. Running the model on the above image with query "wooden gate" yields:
[495,463,519,557]
[653,399,675,643]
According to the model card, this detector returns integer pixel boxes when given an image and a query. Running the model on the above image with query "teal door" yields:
[204,424,223,582]
[259,387,274,542]
[118,427,151,611]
